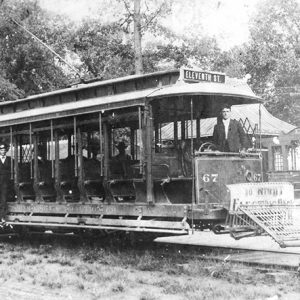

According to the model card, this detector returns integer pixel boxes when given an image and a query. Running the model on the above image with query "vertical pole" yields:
[29,123,33,179]
[13,135,19,202]
[181,119,185,141]
[154,123,159,152]
[174,121,178,147]
[99,112,103,176]
[33,135,38,184]
[159,123,162,149]
[259,104,262,151]
[138,106,143,174]
[50,120,54,178]
[190,98,195,233]
[145,103,154,204]
[130,129,135,159]
[77,126,84,202]
[19,136,22,165]
[54,130,61,202]
[103,122,109,180]
[196,117,200,139]
[259,104,264,181]
[74,116,78,177]
[87,133,91,158]
[68,134,71,157]
[174,100,178,148]
[190,99,194,154]
[10,126,13,180]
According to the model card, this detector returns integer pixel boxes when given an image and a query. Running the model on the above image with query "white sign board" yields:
[227,182,294,211]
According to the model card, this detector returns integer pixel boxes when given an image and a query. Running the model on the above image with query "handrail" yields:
[194,151,262,158]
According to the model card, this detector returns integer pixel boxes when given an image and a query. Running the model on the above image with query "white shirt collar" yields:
[223,118,231,139]
[222,118,230,125]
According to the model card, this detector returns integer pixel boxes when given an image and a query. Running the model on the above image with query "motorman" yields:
[212,104,248,153]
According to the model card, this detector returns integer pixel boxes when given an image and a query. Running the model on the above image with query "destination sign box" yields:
[227,182,294,211]
[180,68,225,83]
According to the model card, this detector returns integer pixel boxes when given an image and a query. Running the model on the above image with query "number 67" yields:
[202,174,218,182]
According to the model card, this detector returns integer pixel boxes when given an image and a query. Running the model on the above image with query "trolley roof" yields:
[149,77,259,100]
[0,68,261,126]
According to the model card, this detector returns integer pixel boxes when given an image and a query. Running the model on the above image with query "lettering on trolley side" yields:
[228,183,294,211]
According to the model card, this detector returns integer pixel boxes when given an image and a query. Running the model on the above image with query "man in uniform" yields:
[212,104,248,153]
[0,143,11,221]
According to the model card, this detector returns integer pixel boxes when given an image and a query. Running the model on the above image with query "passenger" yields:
[114,141,131,178]
[36,145,51,182]
[90,143,101,161]
[212,104,248,153]
[84,144,101,179]
[0,143,11,221]
[37,145,47,164]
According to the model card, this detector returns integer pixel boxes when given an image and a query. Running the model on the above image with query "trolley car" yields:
[0,67,299,247]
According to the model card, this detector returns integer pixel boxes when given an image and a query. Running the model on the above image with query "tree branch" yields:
[142,4,165,30]
[121,0,133,16]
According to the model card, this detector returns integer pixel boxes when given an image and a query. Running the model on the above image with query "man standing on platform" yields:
[0,143,11,222]
[212,104,248,153]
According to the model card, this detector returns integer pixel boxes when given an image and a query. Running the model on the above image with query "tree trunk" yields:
[134,0,143,74]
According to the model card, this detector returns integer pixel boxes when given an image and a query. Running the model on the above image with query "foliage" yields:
[0,72,24,101]
[213,46,247,79]
[0,0,72,97]
[72,21,135,79]
[118,0,172,34]
[142,31,223,73]
[243,0,300,124]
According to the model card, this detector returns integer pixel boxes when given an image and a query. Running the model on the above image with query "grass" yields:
[0,234,298,300]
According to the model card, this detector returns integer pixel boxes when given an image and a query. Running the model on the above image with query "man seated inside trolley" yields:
[111,141,132,179]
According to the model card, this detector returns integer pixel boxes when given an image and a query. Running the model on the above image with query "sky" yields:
[40,0,260,50]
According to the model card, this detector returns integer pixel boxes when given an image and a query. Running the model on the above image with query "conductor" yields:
[0,142,11,221]
[212,104,248,153]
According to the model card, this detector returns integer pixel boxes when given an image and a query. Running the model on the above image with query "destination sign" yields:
[227,182,294,211]
[181,68,225,83]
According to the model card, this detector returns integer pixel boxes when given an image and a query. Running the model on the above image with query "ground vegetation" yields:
[0,234,298,300]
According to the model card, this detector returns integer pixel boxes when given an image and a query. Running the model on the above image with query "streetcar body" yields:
[0,67,296,243]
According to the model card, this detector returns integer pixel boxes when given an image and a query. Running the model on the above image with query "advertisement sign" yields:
[227,182,294,211]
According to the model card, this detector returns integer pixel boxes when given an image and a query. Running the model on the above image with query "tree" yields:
[142,33,223,73]
[134,0,143,74]
[244,0,300,124]
[0,72,24,101]
[72,21,135,80]
[119,0,172,74]
[0,0,72,97]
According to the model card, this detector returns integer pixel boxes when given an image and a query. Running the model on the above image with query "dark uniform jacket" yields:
[212,119,248,152]
[0,156,11,178]
[0,156,11,217]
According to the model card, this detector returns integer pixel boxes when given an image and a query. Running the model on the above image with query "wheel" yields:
[198,142,217,152]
